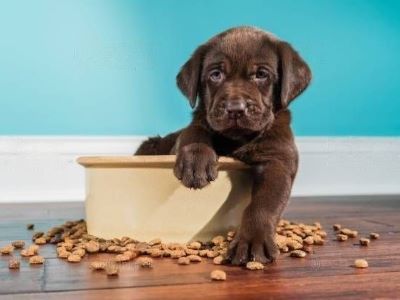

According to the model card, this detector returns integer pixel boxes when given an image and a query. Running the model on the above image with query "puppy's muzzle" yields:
[225,99,247,119]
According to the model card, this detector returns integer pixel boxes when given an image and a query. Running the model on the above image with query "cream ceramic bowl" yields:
[78,155,251,243]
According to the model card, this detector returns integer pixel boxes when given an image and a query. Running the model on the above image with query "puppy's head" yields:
[177,26,311,138]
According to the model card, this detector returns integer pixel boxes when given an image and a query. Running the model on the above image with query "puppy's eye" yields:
[209,70,224,82]
[255,68,269,80]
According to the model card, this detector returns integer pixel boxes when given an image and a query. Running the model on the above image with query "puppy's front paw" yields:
[227,216,279,265]
[174,143,218,189]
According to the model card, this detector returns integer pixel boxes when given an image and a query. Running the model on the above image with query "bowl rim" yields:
[77,155,248,170]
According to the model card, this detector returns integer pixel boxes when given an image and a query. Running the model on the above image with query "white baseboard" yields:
[0,136,399,202]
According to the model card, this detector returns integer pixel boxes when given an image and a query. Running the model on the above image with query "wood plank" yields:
[0,197,399,299]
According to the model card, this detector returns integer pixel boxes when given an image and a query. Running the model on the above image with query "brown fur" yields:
[135,26,311,265]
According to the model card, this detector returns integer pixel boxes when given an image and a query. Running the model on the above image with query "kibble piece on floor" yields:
[85,241,100,253]
[185,248,199,255]
[67,254,82,263]
[333,224,341,231]
[303,236,314,245]
[0,245,14,255]
[32,232,44,241]
[90,261,106,270]
[213,255,224,265]
[290,250,307,258]
[337,234,348,241]
[340,228,358,238]
[246,261,265,270]
[207,250,220,258]
[148,238,162,246]
[137,257,153,268]
[72,248,86,257]
[370,232,380,239]
[354,259,368,268]
[170,249,186,259]
[12,240,25,249]
[8,259,20,269]
[286,239,303,250]
[114,254,131,262]
[212,235,225,245]
[148,248,164,258]
[29,255,45,264]
[359,238,370,246]
[57,250,71,259]
[35,237,47,245]
[21,249,35,257]
[26,223,35,230]
[188,241,202,250]
[348,230,358,238]
[210,269,227,281]
[177,257,191,265]
[105,264,119,276]
[187,254,202,262]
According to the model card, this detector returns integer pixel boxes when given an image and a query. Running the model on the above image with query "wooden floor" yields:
[1,197,400,299]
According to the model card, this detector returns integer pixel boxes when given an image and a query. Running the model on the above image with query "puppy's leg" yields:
[228,162,292,265]
[135,131,181,155]
[173,125,217,189]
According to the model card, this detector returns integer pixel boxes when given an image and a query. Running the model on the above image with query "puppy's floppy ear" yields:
[176,45,208,108]
[277,41,312,109]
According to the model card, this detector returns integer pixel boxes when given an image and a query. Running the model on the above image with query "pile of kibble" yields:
[0,219,379,281]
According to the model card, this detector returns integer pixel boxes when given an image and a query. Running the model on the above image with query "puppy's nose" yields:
[226,99,246,119]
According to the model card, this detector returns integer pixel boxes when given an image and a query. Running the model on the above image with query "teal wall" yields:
[1,0,399,136]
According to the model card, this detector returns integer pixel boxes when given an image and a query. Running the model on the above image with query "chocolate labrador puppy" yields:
[135,26,311,265]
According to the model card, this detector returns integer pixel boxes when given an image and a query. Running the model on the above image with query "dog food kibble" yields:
[177,256,191,265]
[12,240,25,249]
[188,241,202,250]
[137,257,153,268]
[67,254,82,263]
[337,234,348,241]
[105,264,119,276]
[333,224,341,231]
[29,255,45,264]
[114,254,131,262]
[72,248,86,257]
[290,250,307,258]
[210,269,227,281]
[148,238,161,246]
[17,218,345,277]
[212,235,225,245]
[148,248,164,258]
[21,245,39,257]
[354,259,368,268]
[340,228,358,238]
[26,224,35,230]
[303,236,314,245]
[85,241,100,253]
[8,259,20,269]
[207,250,220,258]
[187,254,202,262]
[359,238,370,246]
[34,237,47,245]
[57,249,71,259]
[246,261,265,270]
[32,232,44,241]
[90,261,107,270]
[170,249,186,259]
[213,255,224,265]
[370,232,380,239]
[0,245,14,255]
